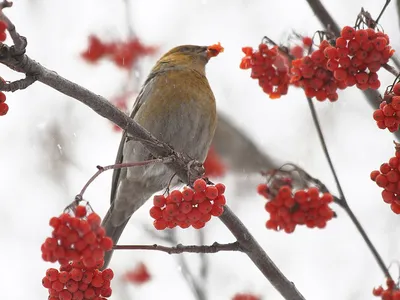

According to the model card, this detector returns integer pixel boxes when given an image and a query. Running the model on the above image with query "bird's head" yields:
[153,43,223,74]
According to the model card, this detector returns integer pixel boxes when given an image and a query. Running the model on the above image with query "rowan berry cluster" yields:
[327,26,393,90]
[0,21,7,42]
[42,259,114,300]
[150,178,226,230]
[373,83,400,132]
[240,44,290,99]
[370,144,400,214]
[81,35,156,69]
[41,204,114,299]
[123,262,151,285]
[232,293,260,300]
[258,184,334,233]
[373,278,400,300]
[290,40,341,101]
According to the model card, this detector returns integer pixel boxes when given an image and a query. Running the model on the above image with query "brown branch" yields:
[0,8,306,300]
[113,241,242,254]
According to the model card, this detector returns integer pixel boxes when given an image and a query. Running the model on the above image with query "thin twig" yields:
[76,157,174,199]
[306,97,391,279]
[113,241,242,254]
[0,75,37,91]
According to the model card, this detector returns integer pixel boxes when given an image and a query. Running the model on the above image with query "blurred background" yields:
[0,0,399,299]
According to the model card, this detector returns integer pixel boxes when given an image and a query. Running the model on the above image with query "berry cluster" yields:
[41,206,113,266]
[81,35,157,69]
[290,40,341,101]
[373,278,400,300]
[327,26,393,90]
[0,20,7,42]
[232,293,260,300]
[42,259,114,300]
[123,262,151,285]
[370,144,400,214]
[41,204,114,299]
[240,44,290,99]
[373,83,400,132]
[150,178,226,230]
[258,184,334,233]
[203,146,226,178]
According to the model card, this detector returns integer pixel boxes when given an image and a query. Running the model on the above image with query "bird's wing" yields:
[109,73,158,204]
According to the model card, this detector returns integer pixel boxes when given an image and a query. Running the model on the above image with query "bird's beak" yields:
[206,43,224,59]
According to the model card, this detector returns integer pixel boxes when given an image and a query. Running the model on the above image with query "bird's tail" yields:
[101,204,131,269]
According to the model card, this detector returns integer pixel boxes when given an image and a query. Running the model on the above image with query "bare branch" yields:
[113,241,242,254]
[0,75,36,91]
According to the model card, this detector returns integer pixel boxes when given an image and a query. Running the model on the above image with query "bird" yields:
[101,44,223,268]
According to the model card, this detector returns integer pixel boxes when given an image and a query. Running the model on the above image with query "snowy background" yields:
[0,0,399,299]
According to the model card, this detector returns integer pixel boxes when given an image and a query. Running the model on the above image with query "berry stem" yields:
[76,156,174,200]
[306,97,391,279]
[113,241,242,254]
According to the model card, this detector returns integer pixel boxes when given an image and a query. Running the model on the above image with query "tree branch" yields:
[113,241,242,254]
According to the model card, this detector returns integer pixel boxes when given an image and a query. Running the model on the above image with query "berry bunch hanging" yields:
[326,26,394,91]
[41,204,114,300]
[373,83,400,132]
[290,40,341,101]
[81,35,157,69]
[258,184,335,233]
[42,259,114,300]
[123,262,151,285]
[149,178,226,230]
[373,278,400,300]
[240,44,290,99]
[370,143,400,214]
